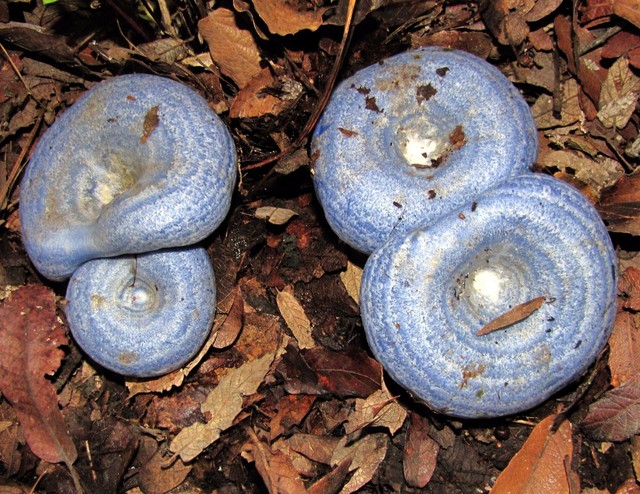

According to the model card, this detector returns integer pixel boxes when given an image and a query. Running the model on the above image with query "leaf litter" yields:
[1,0,640,492]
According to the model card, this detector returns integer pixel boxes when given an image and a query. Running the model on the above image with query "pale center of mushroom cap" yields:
[392,112,465,171]
[470,268,504,305]
[396,124,448,168]
[117,279,157,312]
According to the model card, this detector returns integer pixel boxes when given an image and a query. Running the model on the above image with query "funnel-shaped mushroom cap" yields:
[360,174,618,418]
[66,246,215,377]
[311,47,538,254]
[20,74,237,281]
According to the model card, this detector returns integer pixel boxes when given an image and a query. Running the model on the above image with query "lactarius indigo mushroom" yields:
[360,174,618,418]
[66,247,215,377]
[19,74,237,377]
[20,74,237,281]
[311,46,538,254]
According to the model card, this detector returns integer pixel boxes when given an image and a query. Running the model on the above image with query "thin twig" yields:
[0,42,45,109]
[0,112,44,212]
[241,0,358,171]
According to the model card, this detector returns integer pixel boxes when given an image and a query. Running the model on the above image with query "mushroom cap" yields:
[360,174,618,418]
[20,74,237,281]
[66,246,215,377]
[311,47,538,254]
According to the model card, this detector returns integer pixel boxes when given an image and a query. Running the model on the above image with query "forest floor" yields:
[1,0,640,492]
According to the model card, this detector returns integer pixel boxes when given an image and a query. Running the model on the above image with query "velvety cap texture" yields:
[312,47,538,254]
[20,74,237,280]
[360,174,618,418]
[66,247,216,377]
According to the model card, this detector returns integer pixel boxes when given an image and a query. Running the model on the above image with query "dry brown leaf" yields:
[480,0,532,46]
[608,311,640,387]
[269,394,316,440]
[614,0,640,29]
[597,56,640,129]
[538,149,623,193]
[630,435,640,481]
[256,206,298,226]
[331,433,389,494]
[620,268,640,311]
[403,412,439,488]
[242,428,307,494]
[251,0,328,35]
[344,386,407,435]
[229,67,304,118]
[272,438,318,478]
[476,296,545,336]
[615,478,640,494]
[277,286,315,349]
[531,77,582,129]
[0,285,77,465]
[287,433,341,465]
[138,448,192,494]
[169,351,276,462]
[598,170,640,236]
[198,8,262,89]
[307,457,352,494]
[213,286,245,349]
[524,0,563,22]
[340,260,362,305]
[491,415,577,493]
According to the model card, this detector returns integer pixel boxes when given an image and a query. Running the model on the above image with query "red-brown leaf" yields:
[0,285,77,464]
[403,412,439,488]
[279,345,382,398]
[491,415,577,493]
[608,311,640,387]
[598,171,640,236]
[476,296,546,336]
[582,375,640,441]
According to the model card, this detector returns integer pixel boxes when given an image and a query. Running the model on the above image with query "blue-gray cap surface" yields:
[66,246,215,377]
[360,174,618,418]
[312,47,538,254]
[20,74,237,281]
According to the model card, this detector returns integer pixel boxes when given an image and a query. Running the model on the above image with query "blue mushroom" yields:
[66,247,216,377]
[20,74,237,281]
[20,74,237,377]
[311,47,538,254]
[360,174,618,418]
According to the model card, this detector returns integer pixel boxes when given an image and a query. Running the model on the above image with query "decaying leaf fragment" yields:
[256,206,298,226]
[242,428,307,494]
[598,170,640,236]
[169,351,276,462]
[403,412,439,488]
[0,285,77,465]
[277,286,315,349]
[340,260,363,305]
[198,8,262,89]
[608,310,640,387]
[344,385,407,435]
[476,296,546,336]
[491,414,578,493]
[582,375,640,442]
[614,0,640,29]
[331,433,389,494]
[597,56,640,129]
[251,0,328,35]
